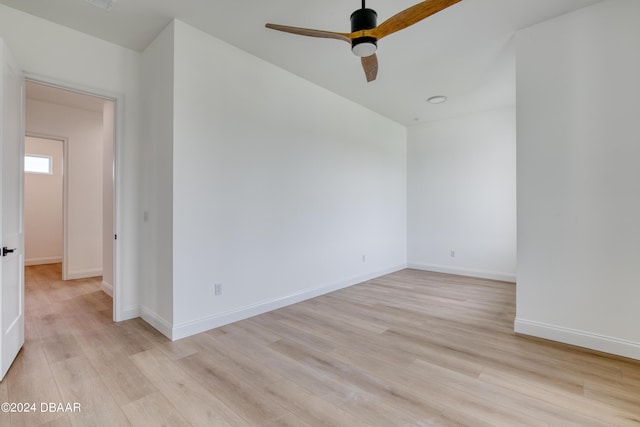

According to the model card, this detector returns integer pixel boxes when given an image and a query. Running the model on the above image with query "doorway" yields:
[24,80,116,309]
[24,135,64,267]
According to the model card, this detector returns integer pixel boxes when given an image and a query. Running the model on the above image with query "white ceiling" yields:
[2,0,603,125]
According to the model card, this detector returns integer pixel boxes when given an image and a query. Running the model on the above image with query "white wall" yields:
[515,0,640,359]
[407,108,517,282]
[139,22,175,331]
[0,4,141,320]
[26,99,103,279]
[140,20,407,339]
[24,136,63,265]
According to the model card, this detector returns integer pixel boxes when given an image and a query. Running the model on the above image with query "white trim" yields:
[120,304,141,321]
[407,262,516,283]
[25,257,62,266]
[101,280,113,297]
[140,306,172,339]
[170,264,407,341]
[515,318,640,361]
[66,268,102,280]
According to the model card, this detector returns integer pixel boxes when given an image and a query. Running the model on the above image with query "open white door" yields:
[0,40,25,381]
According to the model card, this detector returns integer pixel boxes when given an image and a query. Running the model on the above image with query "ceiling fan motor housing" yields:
[350,8,377,57]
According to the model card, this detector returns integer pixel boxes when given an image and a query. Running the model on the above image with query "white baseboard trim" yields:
[140,306,173,339]
[66,269,103,280]
[407,262,516,283]
[515,318,640,361]
[116,305,141,323]
[170,264,407,341]
[101,281,113,297]
[25,257,62,266]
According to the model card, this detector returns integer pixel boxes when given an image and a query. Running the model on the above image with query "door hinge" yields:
[114,234,118,240]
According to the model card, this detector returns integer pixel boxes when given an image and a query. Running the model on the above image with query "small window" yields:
[25,154,53,174]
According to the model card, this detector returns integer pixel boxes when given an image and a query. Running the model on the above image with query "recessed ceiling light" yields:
[427,95,447,104]
[84,0,117,11]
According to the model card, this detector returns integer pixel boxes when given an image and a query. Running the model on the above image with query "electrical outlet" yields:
[450,250,456,258]
[214,283,222,296]
[362,254,366,263]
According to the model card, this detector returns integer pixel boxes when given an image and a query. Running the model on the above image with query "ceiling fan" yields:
[265,0,461,82]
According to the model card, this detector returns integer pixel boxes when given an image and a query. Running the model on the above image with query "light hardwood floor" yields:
[1,264,639,426]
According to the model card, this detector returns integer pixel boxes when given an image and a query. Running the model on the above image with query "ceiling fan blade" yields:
[361,54,378,82]
[265,23,351,43]
[374,0,461,40]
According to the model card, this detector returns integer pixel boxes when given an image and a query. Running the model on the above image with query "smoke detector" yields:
[84,0,117,11]
[427,96,448,104]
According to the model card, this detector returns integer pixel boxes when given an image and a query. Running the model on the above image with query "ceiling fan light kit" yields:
[350,6,378,57]
[351,37,377,57]
[265,0,461,82]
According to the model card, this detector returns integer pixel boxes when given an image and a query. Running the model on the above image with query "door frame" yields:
[24,133,68,275]
[24,74,124,322]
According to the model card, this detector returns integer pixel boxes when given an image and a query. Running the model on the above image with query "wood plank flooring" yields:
[1,264,639,426]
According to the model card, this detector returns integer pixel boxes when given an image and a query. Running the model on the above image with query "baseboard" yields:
[140,306,173,339]
[407,262,516,283]
[66,268,103,280]
[515,318,640,361]
[170,264,407,341]
[25,257,62,266]
[115,305,141,322]
[101,281,113,297]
